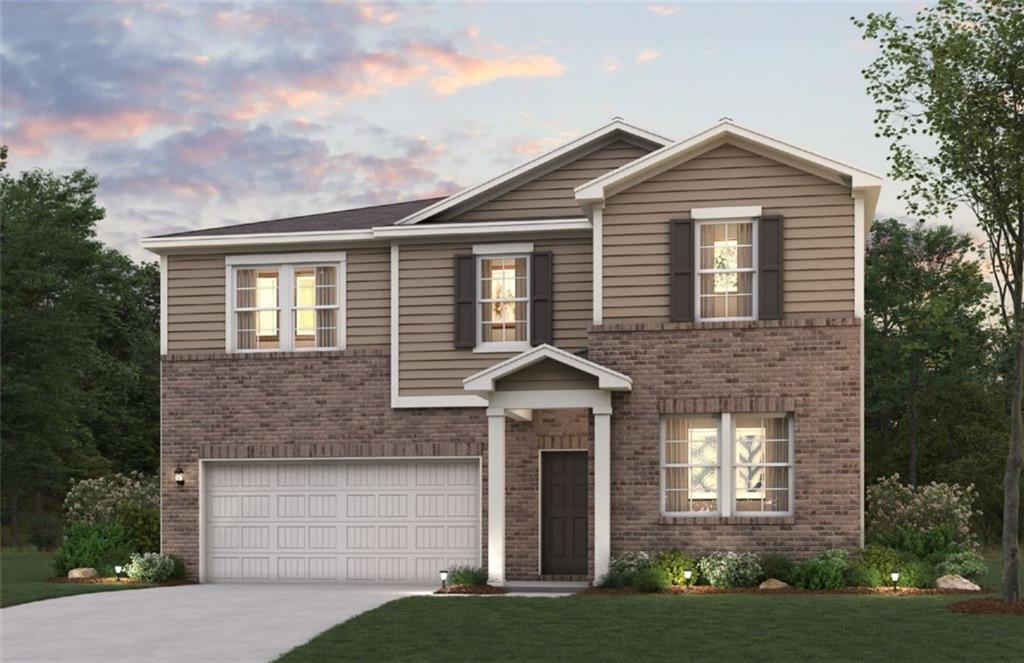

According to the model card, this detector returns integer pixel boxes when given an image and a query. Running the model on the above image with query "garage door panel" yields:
[205,459,480,583]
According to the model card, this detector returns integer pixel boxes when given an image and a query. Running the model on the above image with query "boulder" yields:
[759,578,790,590]
[68,567,98,580]
[935,574,980,591]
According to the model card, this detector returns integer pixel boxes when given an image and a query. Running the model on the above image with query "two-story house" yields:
[142,118,881,585]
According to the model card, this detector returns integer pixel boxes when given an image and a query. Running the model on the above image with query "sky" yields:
[1,1,947,262]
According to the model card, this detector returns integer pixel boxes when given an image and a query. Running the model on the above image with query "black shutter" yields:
[454,255,476,348]
[531,251,553,345]
[757,215,784,320]
[669,219,695,322]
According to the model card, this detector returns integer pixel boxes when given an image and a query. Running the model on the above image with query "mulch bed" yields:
[946,598,1024,615]
[582,585,982,596]
[48,577,194,586]
[434,584,506,595]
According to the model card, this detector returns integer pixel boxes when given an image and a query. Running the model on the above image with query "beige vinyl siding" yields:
[398,235,592,396]
[495,359,599,391]
[603,143,855,323]
[441,139,655,222]
[165,247,391,355]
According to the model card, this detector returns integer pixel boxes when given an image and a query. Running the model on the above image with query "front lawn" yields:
[0,548,153,608]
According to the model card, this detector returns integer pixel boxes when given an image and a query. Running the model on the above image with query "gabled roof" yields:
[574,119,883,219]
[463,344,633,393]
[153,197,443,238]
[393,118,671,225]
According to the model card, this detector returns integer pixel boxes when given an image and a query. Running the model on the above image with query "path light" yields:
[174,466,185,487]
[890,571,900,592]
[683,570,693,586]
[439,569,449,590]
[114,565,124,582]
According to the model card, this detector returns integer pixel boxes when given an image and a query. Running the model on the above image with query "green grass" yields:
[279,549,1024,663]
[0,548,152,608]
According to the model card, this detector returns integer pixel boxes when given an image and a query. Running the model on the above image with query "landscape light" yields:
[683,570,693,586]
[890,571,900,592]
[114,565,124,582]
[439,569,449,590]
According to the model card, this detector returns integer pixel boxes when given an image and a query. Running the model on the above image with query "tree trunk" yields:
[909,362,919,487]
[1003,335,1024,602]
[8,493,19,547]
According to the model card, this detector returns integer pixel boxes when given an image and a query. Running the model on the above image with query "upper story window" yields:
[477,255,529,350]
[661,412,793,517]
[697,220,755,320]
[227,253,345,353]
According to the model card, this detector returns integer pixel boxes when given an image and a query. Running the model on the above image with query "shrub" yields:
[651,550,697,586]
[447,565,488,586]
[610,551,651,579]
[866,475,980,555]
[631,567,671,593]
[793,549,848,590]
[52,521,134,577]
[758,553,796,584]
[168,554,187,579]
[125,552,176,583]
[874,524,961,562]
[849,544,933,588]
[698,552,762,588]
[934,550,987,580]
[63,472,159,554]
[596,570,629,589]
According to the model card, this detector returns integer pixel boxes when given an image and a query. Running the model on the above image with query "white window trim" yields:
[224,252,346,354]
[473,242,533,256]
[660,412,794,518]
[694,218,758,322]
[474,253,531,353]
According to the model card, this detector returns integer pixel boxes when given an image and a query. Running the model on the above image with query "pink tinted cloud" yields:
[646,5,680,17]
[410,43,564,95]
[636,49,660,63]
[6,109,174,157]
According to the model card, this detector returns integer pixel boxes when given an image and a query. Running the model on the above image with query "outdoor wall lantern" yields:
[439,569,449,590]
[174,466,185,487]
[114,565,124,582]
[890,571,900,592]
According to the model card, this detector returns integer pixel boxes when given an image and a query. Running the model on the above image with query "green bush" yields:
[52,521,134,577]
[631,567,671,593]
[934,550,987,579]
[62,472,159,554]
[447,565,488,586]
[596,570,629,589]
[610,551,651,578]
[793,549,849,590]
[651,549,697,586]
[758,553,795,584]
[125,552,176,583]
[866,475,979,555]
[875,524,960,562]
[168,554,187,579]
[849,544,933,588]
[698,552,762,588]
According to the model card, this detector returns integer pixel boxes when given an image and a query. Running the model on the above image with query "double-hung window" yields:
[697,220,756,320]
[661,413,793,517]
[477,255,529,350]
[228,253,345,353]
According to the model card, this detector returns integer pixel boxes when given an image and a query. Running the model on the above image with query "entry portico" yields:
[463,344,632,585]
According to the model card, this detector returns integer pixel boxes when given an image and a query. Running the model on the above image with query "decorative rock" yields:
[936,574,980,591]
[759,578,790,590]
[68,567,98,580]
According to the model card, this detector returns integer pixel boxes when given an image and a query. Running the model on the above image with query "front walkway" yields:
[0,583,430,663]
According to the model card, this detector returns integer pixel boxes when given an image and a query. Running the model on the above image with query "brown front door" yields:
[541,451,588,575]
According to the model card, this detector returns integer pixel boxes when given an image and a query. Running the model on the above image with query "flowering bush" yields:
[793,549,849,590]
[609,551,652,577]
[63,472,159,554]
[866,474,980,553]
[126,552,177,583]
[698,552,762,587]
[934,550,988,580]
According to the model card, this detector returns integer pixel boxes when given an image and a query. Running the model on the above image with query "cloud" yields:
[603,57,620,73]
[6,109,176,157]
[636,49,660,63]
[646,5,680,17]
[408,43,565,96]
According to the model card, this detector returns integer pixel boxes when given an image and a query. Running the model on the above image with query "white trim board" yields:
[159,255,168,355]
[473,242,533,255]
[691,205,762,220]
[463,343,633,393]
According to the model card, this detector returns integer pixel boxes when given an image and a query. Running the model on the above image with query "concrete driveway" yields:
[0,583,430,663]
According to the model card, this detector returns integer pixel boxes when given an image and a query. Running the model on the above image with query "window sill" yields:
[472,343,531,354]
[659,515,795,526]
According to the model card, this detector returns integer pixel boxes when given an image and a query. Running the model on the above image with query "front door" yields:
[541,451,588,575]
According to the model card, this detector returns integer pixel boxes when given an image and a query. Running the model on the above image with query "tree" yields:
[0,150,160,543]
[856,0,1024,600]
[865,218,994,486]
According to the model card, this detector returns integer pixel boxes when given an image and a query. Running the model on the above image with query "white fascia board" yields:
[691,205,763,220]
[463,343,633,393]
[393,120,671,226]
[473,242,534,255]
[575,120,883,203]
[373,218,590,239]
[141,229,374,254]
[392,395,488,408]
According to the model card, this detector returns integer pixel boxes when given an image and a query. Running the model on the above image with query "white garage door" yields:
[203,459,480,583]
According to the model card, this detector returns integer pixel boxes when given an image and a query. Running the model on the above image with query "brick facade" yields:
[161,317,861,581]
[589,318,862,559]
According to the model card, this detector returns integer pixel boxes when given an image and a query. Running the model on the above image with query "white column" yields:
[592,204,604,325]
[593,408,611,582]
[487,408,506,586]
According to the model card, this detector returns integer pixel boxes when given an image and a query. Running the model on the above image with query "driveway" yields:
[0,583,430,663]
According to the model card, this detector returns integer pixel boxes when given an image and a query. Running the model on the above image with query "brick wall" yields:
[588,318,862,559]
